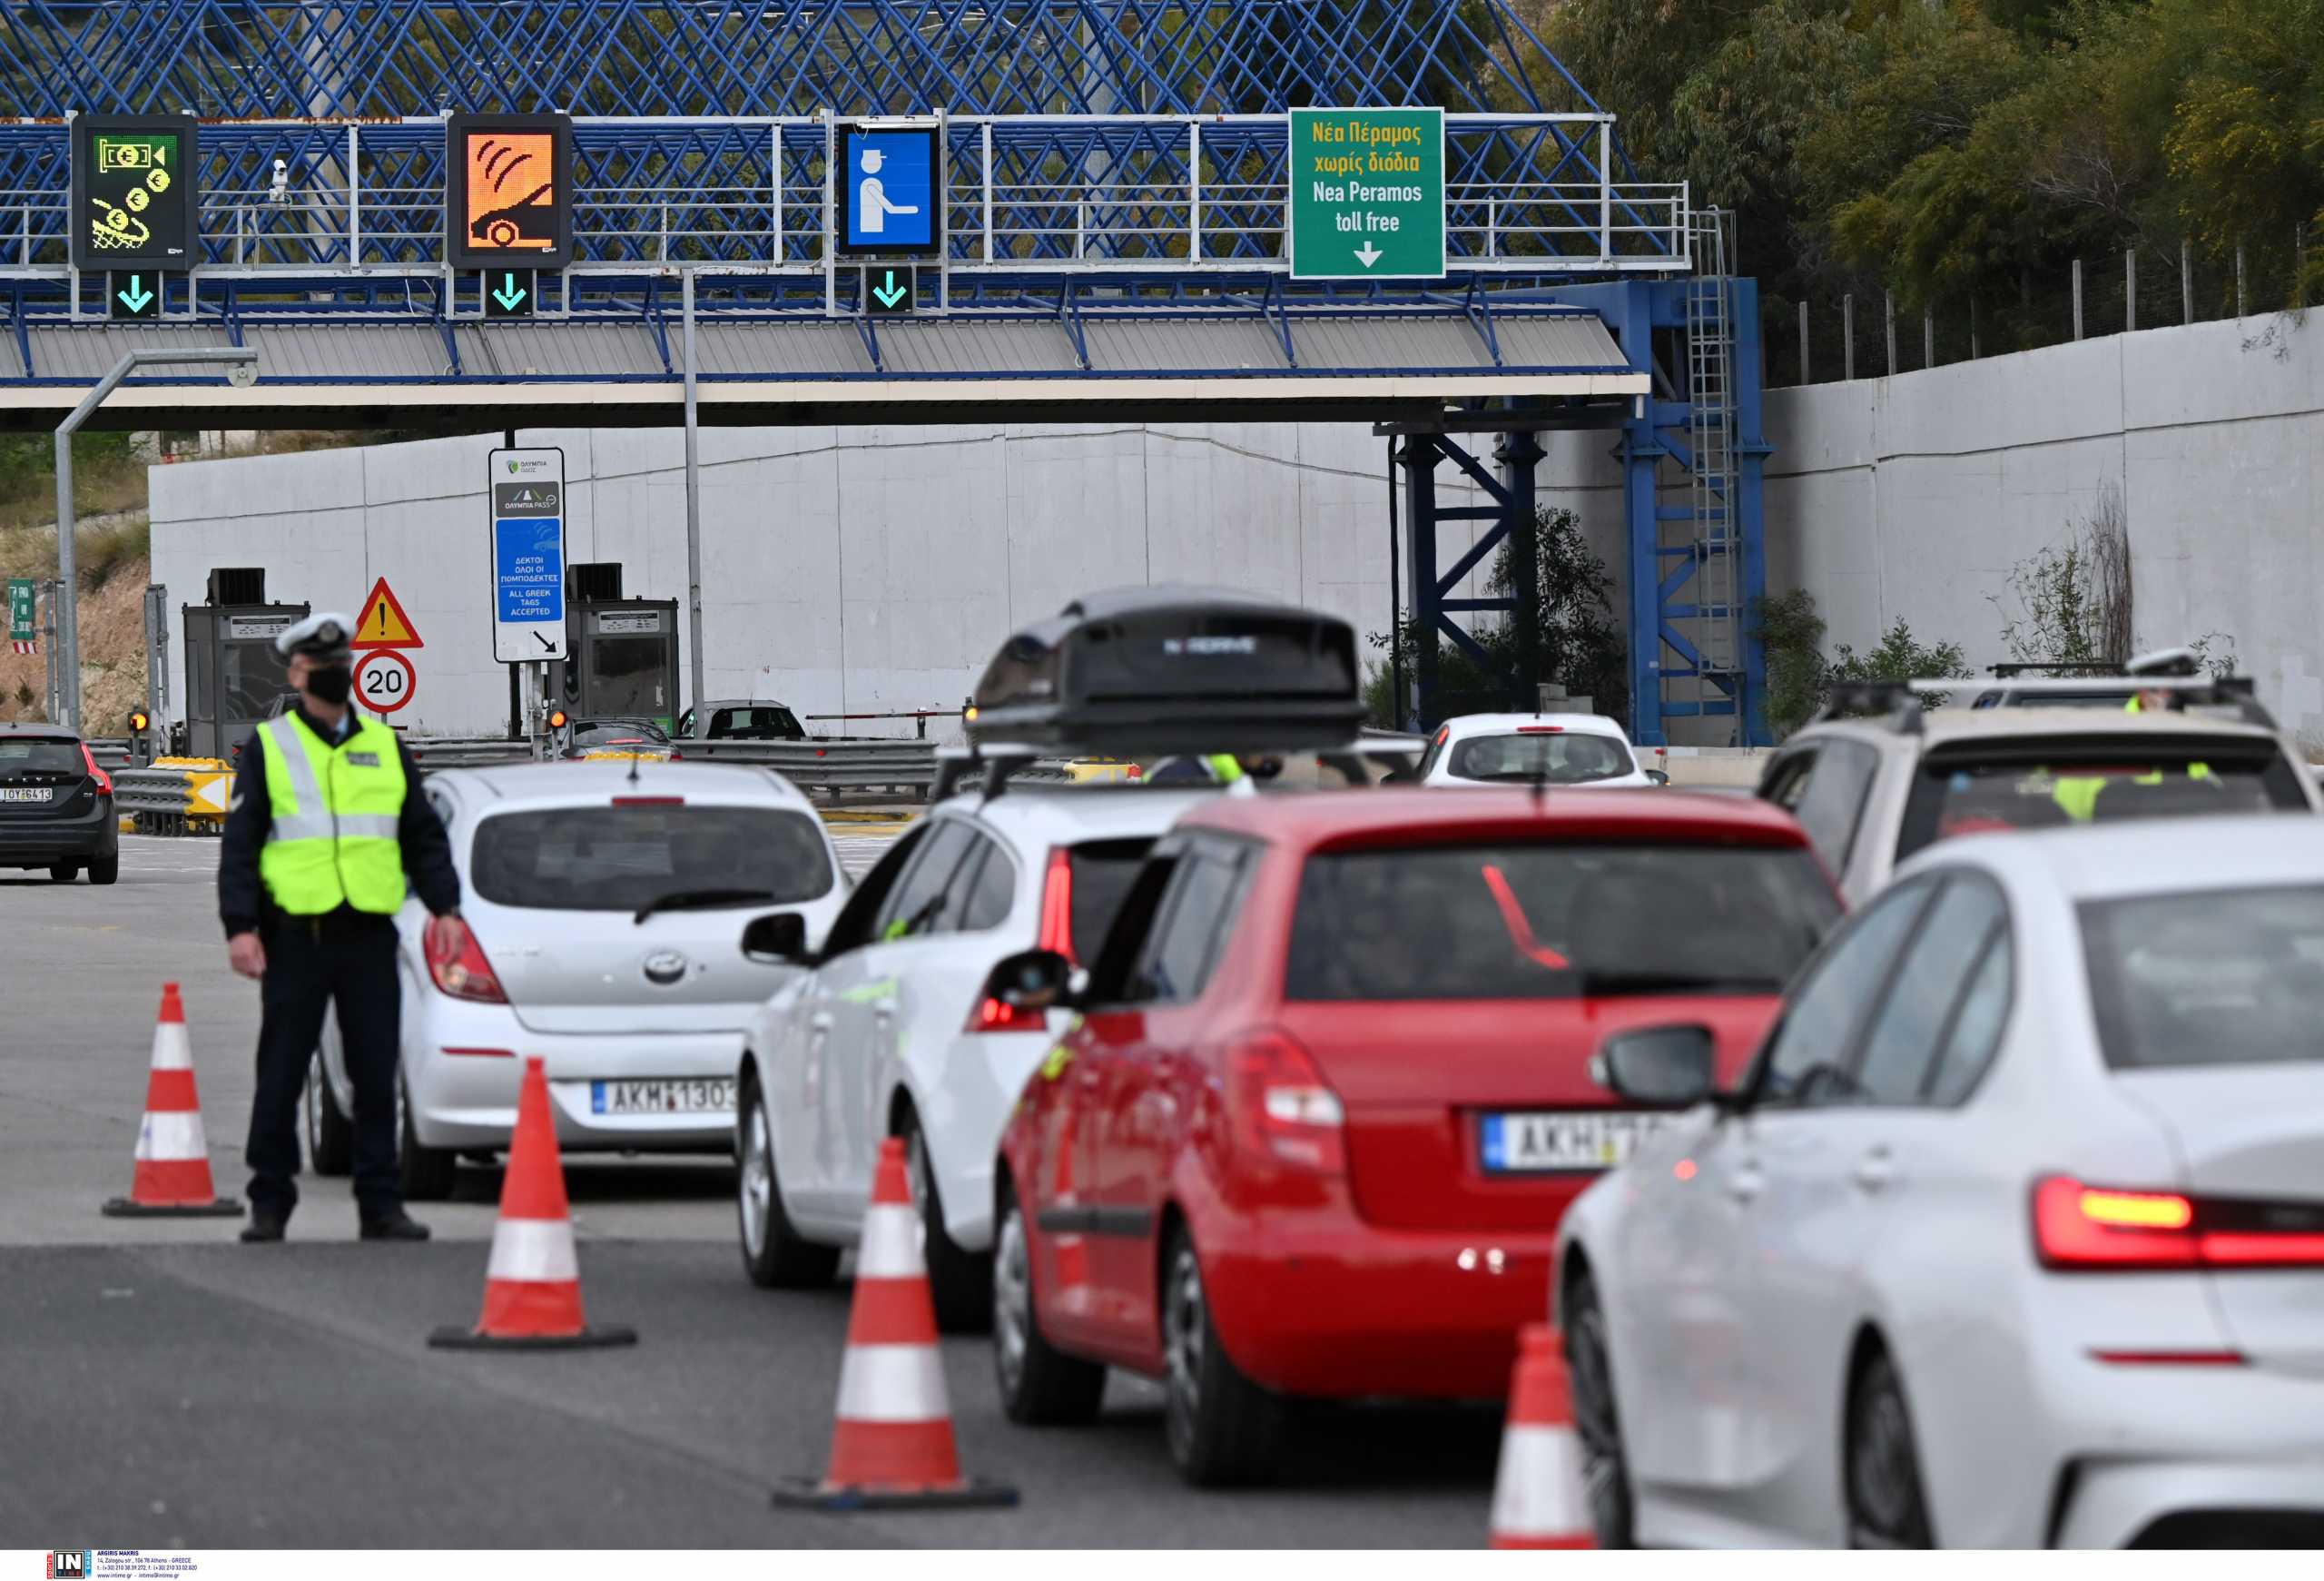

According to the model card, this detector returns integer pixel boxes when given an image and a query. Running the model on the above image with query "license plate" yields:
[1481,1111,1666,1173]
[0,787,50,803]
[589,1077,734,1115]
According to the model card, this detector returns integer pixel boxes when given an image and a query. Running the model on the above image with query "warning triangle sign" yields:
[354,577,422,648]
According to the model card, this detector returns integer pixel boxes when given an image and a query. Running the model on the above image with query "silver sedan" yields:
[1553,813,2324,1547]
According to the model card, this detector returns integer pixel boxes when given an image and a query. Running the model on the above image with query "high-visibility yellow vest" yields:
[255,713,409,915]
[2052,696,2213,820]
[1204,754,1245,784]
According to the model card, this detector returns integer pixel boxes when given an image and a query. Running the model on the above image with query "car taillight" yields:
[2034,1175,2324,1270]
[1227,1030,1345,1175]
[81,743,112,796]
[966,995,1048,1033]
[427,925,508,1004]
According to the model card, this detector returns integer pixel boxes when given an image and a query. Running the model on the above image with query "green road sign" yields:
[109,271,162,320]
[8,578,34,647]
[484,267,537,319]
[862,264,934,316]
[1286,108,1445,281]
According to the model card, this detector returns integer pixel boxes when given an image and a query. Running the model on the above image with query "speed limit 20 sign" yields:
[355,648,417,714]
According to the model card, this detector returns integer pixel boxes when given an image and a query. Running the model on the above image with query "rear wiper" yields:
[634,888,782,924]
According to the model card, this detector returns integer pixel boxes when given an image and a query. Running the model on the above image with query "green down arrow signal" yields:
[873,270,909,309]
[492,272,528,311]
[116,275,154,312]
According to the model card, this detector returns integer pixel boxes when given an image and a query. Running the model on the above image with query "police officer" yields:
[218,613,466,1243]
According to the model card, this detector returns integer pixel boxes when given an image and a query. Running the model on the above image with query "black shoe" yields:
[241,1207,289,1243]
[359,1211,430,1242]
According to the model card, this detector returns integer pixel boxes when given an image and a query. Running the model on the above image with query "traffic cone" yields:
[428,1055,636,1350]
[772,1137,1019,1511]
[103,983,241,1218]
[1488,1324,1596,1549]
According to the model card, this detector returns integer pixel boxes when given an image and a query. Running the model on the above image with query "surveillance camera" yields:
[227,362,258,389]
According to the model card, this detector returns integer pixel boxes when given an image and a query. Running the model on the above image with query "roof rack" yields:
[1814,675,2275,733]
[1988,662,2122,677]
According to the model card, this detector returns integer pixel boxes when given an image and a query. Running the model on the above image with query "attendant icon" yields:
[855,147,920,236]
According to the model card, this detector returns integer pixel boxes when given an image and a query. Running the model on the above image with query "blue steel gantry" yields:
[0,0,1768,745]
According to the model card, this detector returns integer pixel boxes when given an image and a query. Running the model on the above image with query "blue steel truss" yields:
[0,1,1604,119]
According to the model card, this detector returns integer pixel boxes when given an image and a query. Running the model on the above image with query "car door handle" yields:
[810,1012,834,1032]
[1726,1163,1764,1204]
[1853,1149,1896,1194]
[873,1000,897,1020]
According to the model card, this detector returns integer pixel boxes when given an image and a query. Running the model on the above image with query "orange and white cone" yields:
[773,1136,1018,1510]
[103,983,241,1218]
[1488,1324,1597,1549]
[428,1055,636,1350]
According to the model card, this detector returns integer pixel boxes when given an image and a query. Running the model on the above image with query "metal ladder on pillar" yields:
[1682,211,1743,729]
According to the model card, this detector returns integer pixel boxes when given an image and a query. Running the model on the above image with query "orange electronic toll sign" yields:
[69,114,199,272]
[445,113,574,271]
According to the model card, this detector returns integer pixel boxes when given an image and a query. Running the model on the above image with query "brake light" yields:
[1227,1030,1345,1175]
[2034,1176,2324,1270]
[440,1046,515,1059]
[81,743,112,795]
[1517,725,1565,734]
[612,796,684,806]
[967,995,1048,1033]
[1038,846,1075,960]
[427,924,508,1004]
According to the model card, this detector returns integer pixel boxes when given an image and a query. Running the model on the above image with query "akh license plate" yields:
[590,1077,734,1115]
[1481,1111,1665,1173]
[0,787,51,803]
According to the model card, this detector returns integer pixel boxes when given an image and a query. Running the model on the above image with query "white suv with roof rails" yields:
[1413,712,1659,788]
[731,776,1219,1327]
[1758,677,2322,906]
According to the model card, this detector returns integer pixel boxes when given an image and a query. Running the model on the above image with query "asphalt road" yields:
[0,835,1504,1548]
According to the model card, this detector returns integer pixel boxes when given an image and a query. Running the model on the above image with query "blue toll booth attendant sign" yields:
[488,449,568,662]
[836,123,942,258]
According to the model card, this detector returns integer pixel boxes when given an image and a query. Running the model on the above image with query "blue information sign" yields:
[488,449,568,661]
[837,124,940,256]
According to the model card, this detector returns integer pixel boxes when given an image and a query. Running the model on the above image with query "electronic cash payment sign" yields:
[70,114,199,272]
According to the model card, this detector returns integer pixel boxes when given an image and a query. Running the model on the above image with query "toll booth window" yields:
[469,806,834,913]
[187,628,212,720]
[221,639,292,723]
[593,637,669,717]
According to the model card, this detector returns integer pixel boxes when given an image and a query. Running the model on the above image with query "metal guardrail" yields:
[0,114,1689,282]
[114,760,233,834]
[674,738,939,795]
[403,736,537,769]
[86,737,133,772]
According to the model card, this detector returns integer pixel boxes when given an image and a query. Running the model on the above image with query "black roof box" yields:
[969,585,1364,756]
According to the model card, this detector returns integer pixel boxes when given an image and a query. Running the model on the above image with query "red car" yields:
[985,786,1842,1484]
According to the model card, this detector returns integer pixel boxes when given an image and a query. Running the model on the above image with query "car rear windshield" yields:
[470,805,833,912]
[1447,732,1632,785]
[573,721,668,747]
[1896,740,2305,860]
[1285,841,1840,1001]
[1069,839,1155,962]
[2083,884,2324,1070]
[0,738,84,776]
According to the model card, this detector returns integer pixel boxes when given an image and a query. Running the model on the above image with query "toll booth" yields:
[182,568,308,760]
[549,563,680,732]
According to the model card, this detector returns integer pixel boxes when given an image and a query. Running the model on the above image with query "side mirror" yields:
[1644,769,1669,786]
[1590,1024,1718,1109]
[741,911,811,964]
[980,948,1077,1013]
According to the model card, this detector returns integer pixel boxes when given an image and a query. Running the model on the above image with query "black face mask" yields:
[305,663,354,705]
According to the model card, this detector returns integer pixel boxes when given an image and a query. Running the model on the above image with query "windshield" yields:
[471,805,833,912]
[1285,841,1839,1001]
[1068,840,1155,962]
[572,719,670,748]
[2083,884,2324,1070]
[1447,731,1632,785]
[0,738,84,777]
[1896,742,2304,859]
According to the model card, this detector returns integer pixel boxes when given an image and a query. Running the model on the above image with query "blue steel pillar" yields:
[1731,277,1771,746]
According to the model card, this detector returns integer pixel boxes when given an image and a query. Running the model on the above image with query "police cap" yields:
[275,611,358,662]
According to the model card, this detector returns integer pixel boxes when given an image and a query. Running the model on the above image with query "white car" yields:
[1413,712,1658,789]
[307,762,850,1199]
[1552,813,2324,1548]
[733,779,1216,1328]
